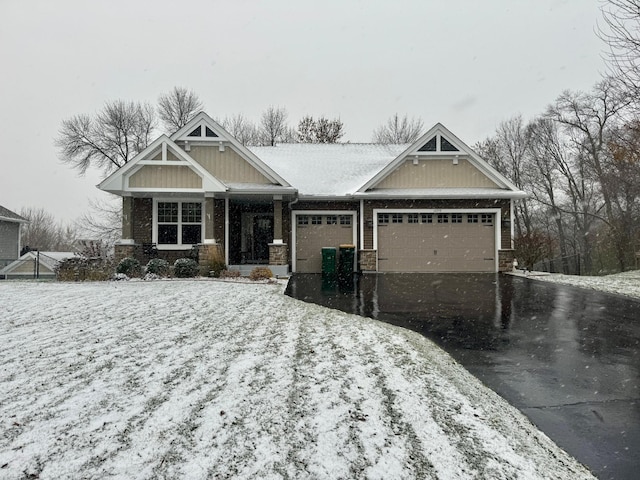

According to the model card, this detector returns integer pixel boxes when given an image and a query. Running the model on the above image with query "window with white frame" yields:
[157,201,202,245]
[326,215,337,225]
[391,213,403,224]
[407,213,419,224]
[378,213,389,225]
[437,214,449,223]
[297,215,309,226]
[339,215,352,226]
[311,215,322,225]
[481,214,494,225]
[421,213,433,224]
[451,213,463,223]
[467,214,478,223]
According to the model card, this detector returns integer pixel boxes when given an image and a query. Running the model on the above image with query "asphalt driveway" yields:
[286,273,640,480]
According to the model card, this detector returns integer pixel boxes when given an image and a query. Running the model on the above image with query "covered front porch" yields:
[114,194,290,276]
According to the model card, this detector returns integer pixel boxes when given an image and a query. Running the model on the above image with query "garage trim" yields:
[291,210,357,273]
[372,208,502,272]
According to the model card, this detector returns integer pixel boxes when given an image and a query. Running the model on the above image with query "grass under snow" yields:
[0,279,594,479]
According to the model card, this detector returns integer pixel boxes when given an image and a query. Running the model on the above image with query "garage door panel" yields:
[296,216,354,273]
[378,212,496,273]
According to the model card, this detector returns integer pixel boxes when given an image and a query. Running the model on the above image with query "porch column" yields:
[121,196,134,242]
[204,196,215,244]
[273,198,283,242]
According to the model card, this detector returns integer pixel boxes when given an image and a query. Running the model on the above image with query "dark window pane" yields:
[440,136,459,151]
[182,202,202,223]
[418,136,437,152]
[205,126,218,137]
[158,202,178,223]
[158,225,178,244]
[182,225,201,244]
[188,126,202,137]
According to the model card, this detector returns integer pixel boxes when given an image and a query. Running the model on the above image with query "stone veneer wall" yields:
[498,249,515,272]
[114,244,136,264]
[269,243,288,266]
[198,243,225,275]
[359,250,377,271]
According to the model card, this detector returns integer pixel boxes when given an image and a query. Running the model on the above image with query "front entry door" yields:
[253,216,273,262]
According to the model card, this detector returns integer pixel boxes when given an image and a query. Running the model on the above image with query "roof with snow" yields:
[0,205,27,223]
[0,251,76,276]
[249,143,408,196]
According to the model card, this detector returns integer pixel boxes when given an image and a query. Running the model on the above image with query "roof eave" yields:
[353,190,529,200]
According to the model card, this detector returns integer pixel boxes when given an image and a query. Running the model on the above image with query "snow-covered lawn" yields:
[514,269,640,300]
[0,280,593,479]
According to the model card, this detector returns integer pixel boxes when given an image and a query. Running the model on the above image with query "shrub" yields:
[249,266,273,281]
[116,257,141,277]
[202,245,226,277]
[219,269,241,279]
[146,258,170,277]
[56,257,115,282]
[173,258,199,278]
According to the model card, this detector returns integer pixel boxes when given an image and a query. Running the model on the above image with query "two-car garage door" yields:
[377,212,496,272]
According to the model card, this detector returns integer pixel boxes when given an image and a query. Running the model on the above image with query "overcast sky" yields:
[0,0,606,224]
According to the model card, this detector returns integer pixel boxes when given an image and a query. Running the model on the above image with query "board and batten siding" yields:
[374,158,498,189]
[0,221,20,261]
[189,146,272,184]
[128,166,202,189]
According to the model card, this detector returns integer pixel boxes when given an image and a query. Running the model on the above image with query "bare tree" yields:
[372,114,424,144]
[75,197,122,247]
[56,100,156,176]
[19,207,78,251]
[297,115,316,143]
[258,106,289,146]
[157,87,203,133]
[220,113,259,145]
[296,116,345,143]
[599,0,640,94]
[546,79,630,232]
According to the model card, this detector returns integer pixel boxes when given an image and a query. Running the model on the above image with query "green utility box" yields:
[321,247,337,275]
[338,244,356,278]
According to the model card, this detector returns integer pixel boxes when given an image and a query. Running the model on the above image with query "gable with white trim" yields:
[359,123,519,194]
[99,135,227,195]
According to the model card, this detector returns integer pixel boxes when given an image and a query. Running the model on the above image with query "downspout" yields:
[288,194,299,272]
[359,199,364,251]
[224,197,229,267]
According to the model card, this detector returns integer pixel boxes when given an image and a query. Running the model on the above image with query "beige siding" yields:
[189,146,271,184]
[374,158,498,189]
[128,166,202,189]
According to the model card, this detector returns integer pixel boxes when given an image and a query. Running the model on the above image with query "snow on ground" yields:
[513,269,640,300]
[0,280,594,479]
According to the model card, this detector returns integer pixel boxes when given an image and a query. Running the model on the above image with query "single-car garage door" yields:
[377,212,496,272]
[295,213,355,273]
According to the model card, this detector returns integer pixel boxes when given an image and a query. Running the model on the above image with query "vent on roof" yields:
[188,126,202,137]
[418,136,437,152]
[205,126,218,137]
[441,136,458,151]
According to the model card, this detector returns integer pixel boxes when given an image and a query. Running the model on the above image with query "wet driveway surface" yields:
[286,273,640,480]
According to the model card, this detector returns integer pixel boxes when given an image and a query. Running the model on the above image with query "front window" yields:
[157,201,202,245]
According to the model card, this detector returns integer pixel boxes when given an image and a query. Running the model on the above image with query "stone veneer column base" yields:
[114,244,136,264]
[198,243,225,275]
[359,249,377,272]
[269,243,288,266]
[498,249,515,272]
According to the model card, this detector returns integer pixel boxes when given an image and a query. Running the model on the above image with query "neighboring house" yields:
[99,112,527,275]
[0,205,28,269]
[0,251,75,280]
